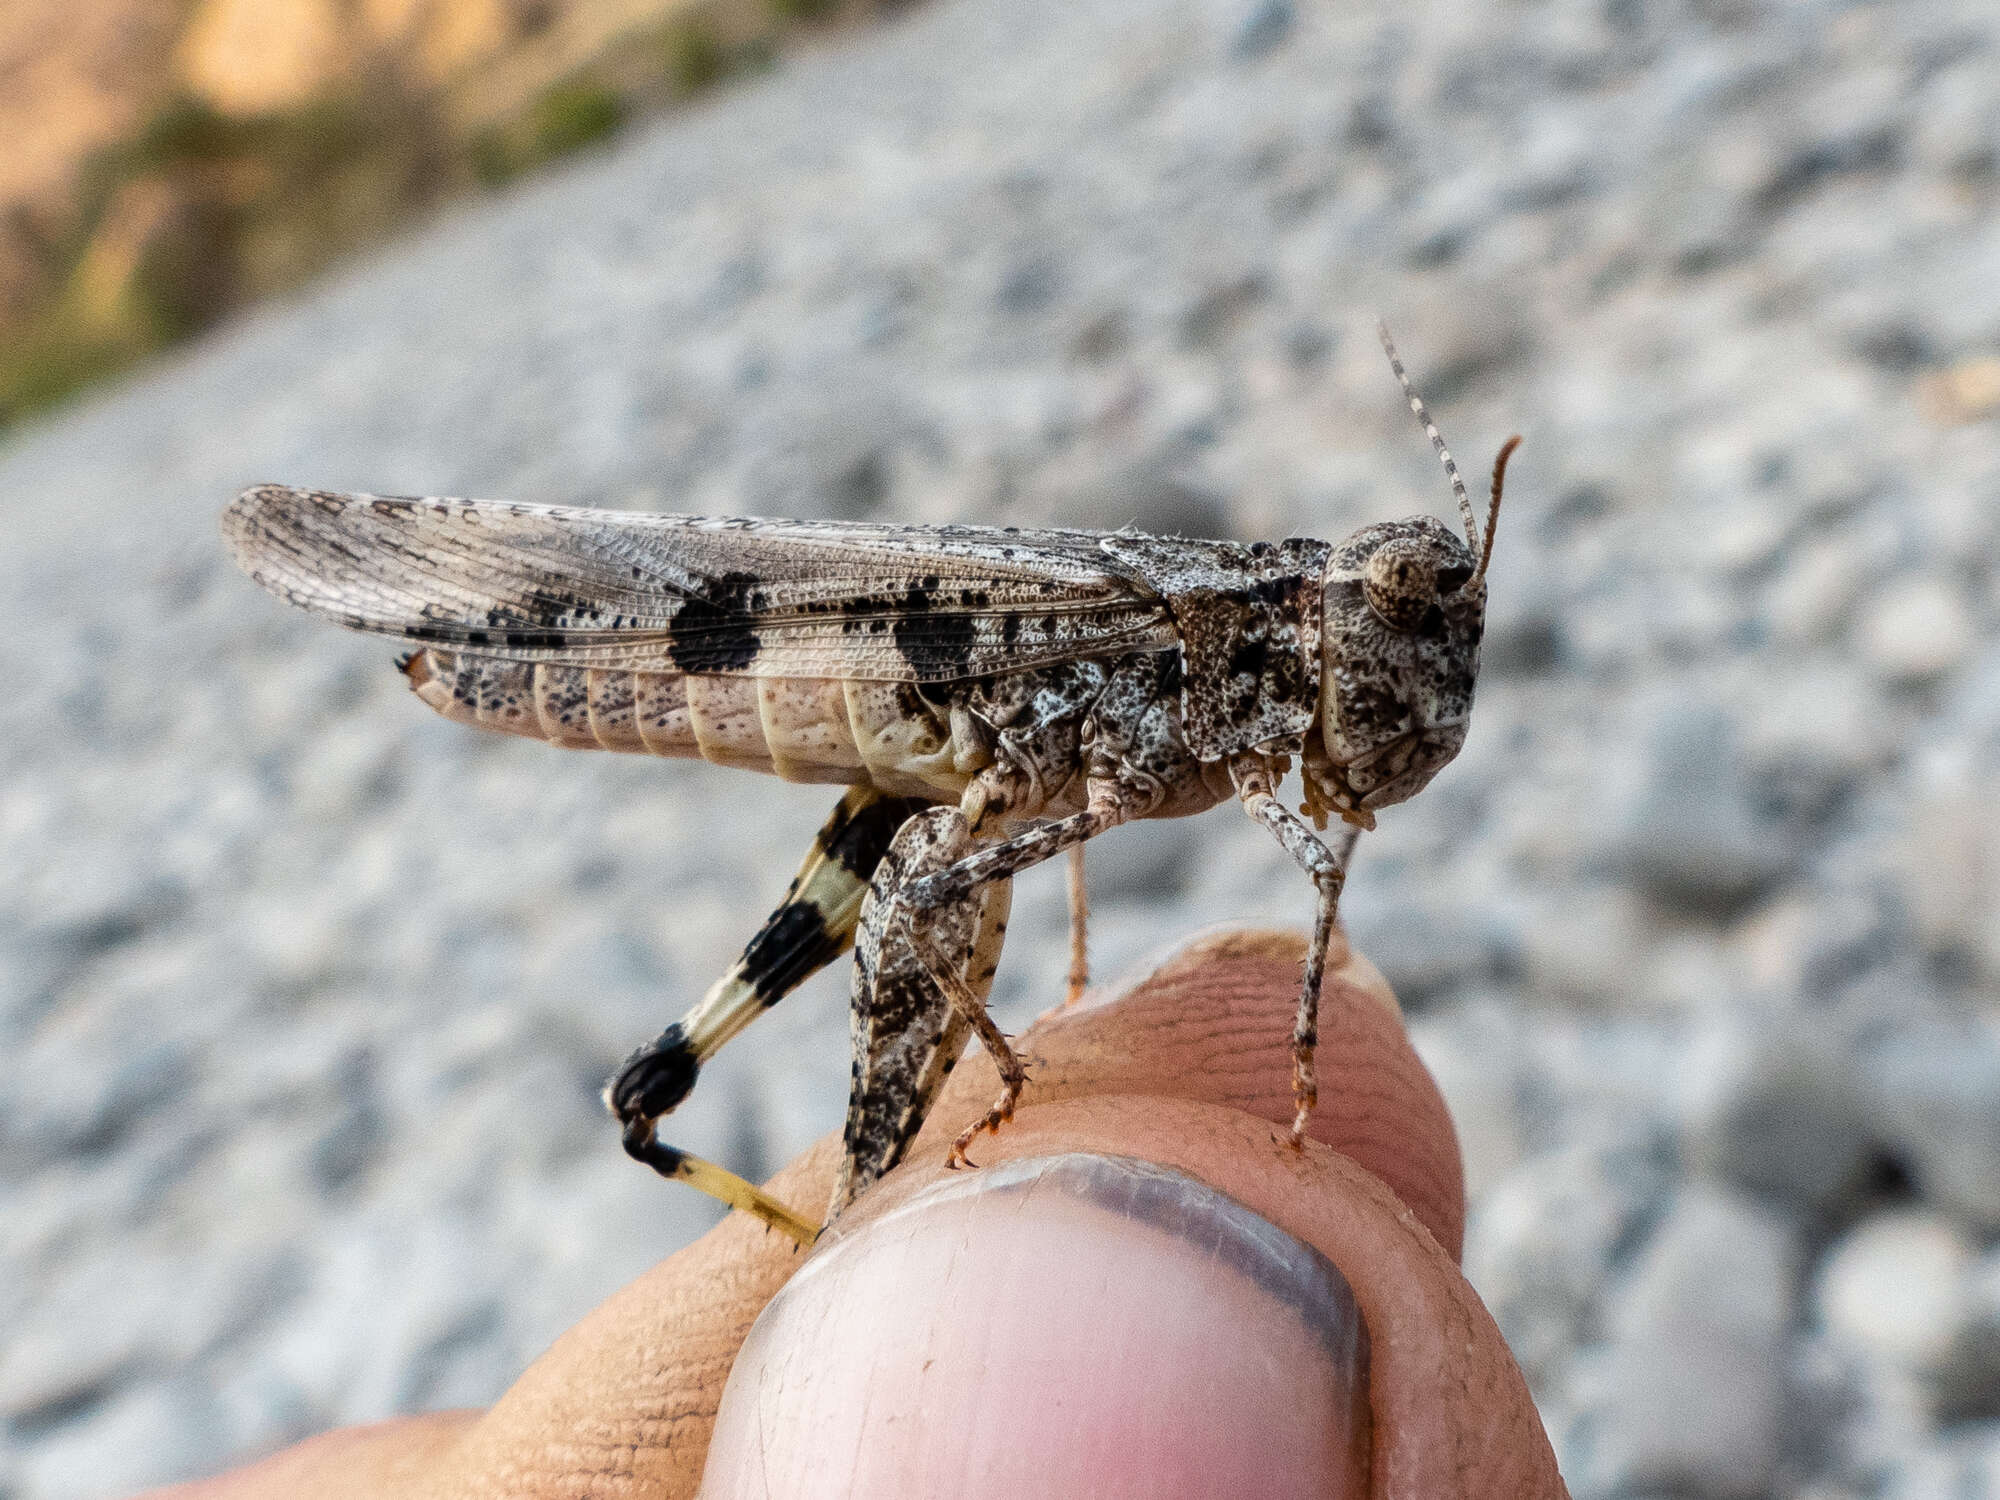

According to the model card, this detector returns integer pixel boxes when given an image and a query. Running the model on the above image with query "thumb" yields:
[698,1095,1564,1499]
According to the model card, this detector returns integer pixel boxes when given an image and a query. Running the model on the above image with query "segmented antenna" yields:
[1475,434,1522,586]
[1378,321,1480,553]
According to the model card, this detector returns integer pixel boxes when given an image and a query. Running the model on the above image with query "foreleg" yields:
[604,786,926,1241]
[1230,755,1363,1145]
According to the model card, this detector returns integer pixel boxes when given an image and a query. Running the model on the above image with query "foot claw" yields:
[948,1107,1012,1171]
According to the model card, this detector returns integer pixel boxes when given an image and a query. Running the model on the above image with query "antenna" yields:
[1378,321,1480,552]
[1475,434,1521,585]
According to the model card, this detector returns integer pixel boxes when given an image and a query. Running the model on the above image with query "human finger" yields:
[419,928,1492,1496]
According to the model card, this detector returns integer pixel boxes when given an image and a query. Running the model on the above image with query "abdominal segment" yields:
[401,649,970,800]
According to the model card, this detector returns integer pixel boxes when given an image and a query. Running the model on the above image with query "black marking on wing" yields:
[667,570,764,673]
[224,486,1178,684]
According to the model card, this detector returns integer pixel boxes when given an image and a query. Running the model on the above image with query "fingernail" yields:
[700,1153,1369,1499]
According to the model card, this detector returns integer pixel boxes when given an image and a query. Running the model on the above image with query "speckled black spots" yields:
[1100,533,1331,759]
[1343,677,1408,735]
[1329,515,1465,574]
[486,588,601,630]
[666,569,763,672]
[1228,632,1271,683]
[1323,577,1365,611]
[1315,514,1485,813]
[1246,574,1296,609]
[836,806,1014,1211]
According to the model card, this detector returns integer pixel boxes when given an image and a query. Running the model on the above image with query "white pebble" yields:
[1858,578,1976,683]
[1816,1210,1976,1371]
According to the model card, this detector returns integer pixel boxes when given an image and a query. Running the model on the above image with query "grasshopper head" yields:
[1305,515,1486,829]
[1301,326,1519,831]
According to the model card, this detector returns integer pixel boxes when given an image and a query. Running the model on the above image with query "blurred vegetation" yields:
[0,0,900,431]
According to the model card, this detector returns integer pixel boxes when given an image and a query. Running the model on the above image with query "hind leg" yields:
[605,786,926,1240]
[616,1136,820,1245]
[866,778,1138,1173]
[832,807,1013,1218]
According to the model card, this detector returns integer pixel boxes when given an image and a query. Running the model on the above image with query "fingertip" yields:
[700,1152,1370,1500]
[704,1101,1563,1500]
[931,926,1466,1258]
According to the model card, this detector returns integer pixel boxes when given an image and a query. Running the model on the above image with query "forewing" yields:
[223,486,1177,681]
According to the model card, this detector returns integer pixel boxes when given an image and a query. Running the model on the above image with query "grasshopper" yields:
[223,328,1517,1244]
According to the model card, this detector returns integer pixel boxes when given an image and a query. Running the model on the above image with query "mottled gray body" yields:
[221,330,1512,1239]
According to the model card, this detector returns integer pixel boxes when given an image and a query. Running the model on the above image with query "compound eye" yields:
[1363,539,1438,633]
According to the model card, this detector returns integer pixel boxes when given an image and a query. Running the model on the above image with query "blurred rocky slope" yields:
[4,0,2000,1493]
[0,0,893,426]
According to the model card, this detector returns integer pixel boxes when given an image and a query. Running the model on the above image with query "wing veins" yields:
[225,486,1178,682]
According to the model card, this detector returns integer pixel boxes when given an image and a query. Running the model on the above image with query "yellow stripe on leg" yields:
[625,1123,820,1246]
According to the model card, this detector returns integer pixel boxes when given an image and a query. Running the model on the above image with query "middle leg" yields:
[1064,842,1091,1004]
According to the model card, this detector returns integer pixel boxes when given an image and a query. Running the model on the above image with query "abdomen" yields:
[402,650,971,800]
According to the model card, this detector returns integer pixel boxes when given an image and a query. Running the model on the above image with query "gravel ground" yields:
[4,0,2000,1492]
